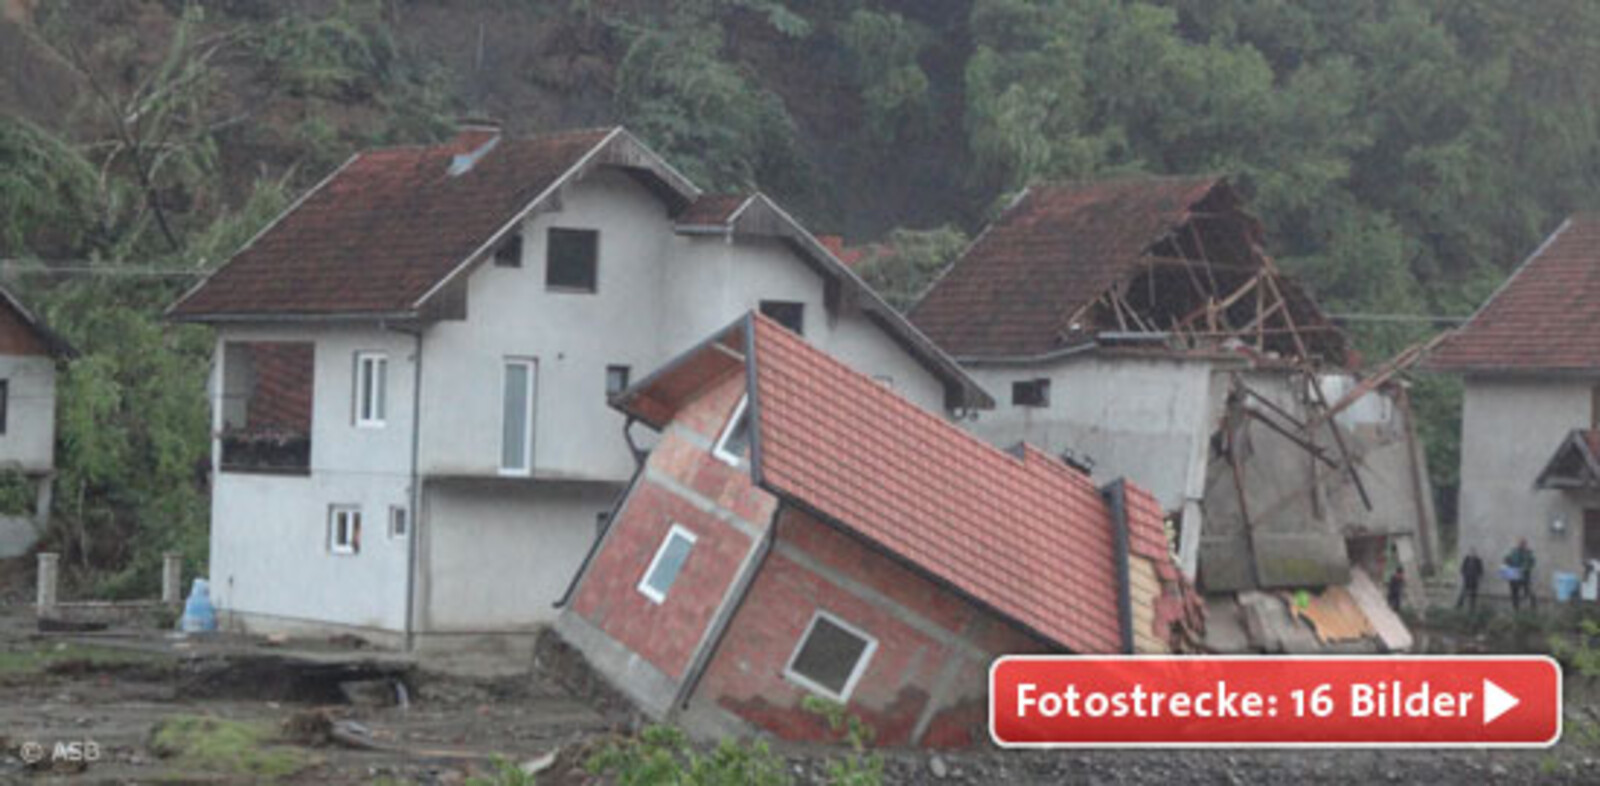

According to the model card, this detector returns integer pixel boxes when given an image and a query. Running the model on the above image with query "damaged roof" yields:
[912,176,1230,358]
[615,312,1173,653]
[1430,215,1600,374]
[169,126,694,319]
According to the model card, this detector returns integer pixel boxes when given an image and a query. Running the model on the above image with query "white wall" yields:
[961,354,1218,511]
[1459,377,1594,584]
[208,323,417,631]
[0,353,55,472]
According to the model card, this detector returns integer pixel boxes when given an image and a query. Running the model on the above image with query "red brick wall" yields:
[0,298,48,356]
[570,374,777,680]
[694,507,1050,748]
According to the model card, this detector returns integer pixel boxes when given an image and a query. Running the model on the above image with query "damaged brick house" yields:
[0,283,70,558]
[556,313,1196,747]
[1430,215,1600,599]
[167,123,988,648]
[911,176,1435,652]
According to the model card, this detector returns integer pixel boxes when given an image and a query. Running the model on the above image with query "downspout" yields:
[1101,480,1135,654]
[385,323,425,652]
[672,501,781,716]
[553,416,650,609]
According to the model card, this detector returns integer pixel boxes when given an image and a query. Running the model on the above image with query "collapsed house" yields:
[556,313,1198,747]
[0,284,70,557]
[167,123,988,649]
[911,176,1435,652]
[1429,214,1600,599]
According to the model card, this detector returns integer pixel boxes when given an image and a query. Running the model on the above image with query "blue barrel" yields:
[1554,571,1581,603]
[180,578,217,632]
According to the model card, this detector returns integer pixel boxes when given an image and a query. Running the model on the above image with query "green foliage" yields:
[0,472,35,518]
[801,695,883,786]
[254,0,397,100]
[854,225,968,311]
[465,756,538,786]
[837,10,933,146]
[586,725,791,786]
[148,714,310,779]
[0,116,98,256]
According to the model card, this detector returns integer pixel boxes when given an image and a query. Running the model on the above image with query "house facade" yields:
[1430,215,1600,595]
[168,124,988,649]
[0,284,67,557]
[558,314,1194,747]
[911,177,1431,651]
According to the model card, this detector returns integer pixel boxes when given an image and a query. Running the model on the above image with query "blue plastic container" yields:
[1554,571,1581,603]
[179,578,217,632]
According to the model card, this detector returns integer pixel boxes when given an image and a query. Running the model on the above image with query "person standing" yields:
[1505,539,1537,611]
[1387,566,1407,613]
[1457,549,1484,610]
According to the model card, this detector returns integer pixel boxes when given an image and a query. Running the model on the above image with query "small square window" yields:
[355,352,388,427]
[329,506,362,555]
[546,228,598,292]
[493,233,523,268]
[637,524,696,603]
[785,611,877,702]
[1012,378,1050,408]
[713,396,751,466]
[760,300,805,335]
[389,506,408,539]
[606,365,631,397]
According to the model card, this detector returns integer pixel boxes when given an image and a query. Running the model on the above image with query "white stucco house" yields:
[0,284,68,557]
[910,177,1433,651]
[1429,214,1600,599]
[167,123,989,650]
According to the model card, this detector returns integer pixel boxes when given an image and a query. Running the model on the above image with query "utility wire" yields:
[1,260,207,278]
[1325,313,1468,325]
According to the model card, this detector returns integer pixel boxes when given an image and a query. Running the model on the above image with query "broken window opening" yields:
[759,300,805,335]
[713,396,751,465]
[785,611,877,702]
[493,233,523,268]
[546,228,599,292]
[1012,379,1050,408]
[220,341,314,474]
[389,505,408,539]
[638,524,696,603]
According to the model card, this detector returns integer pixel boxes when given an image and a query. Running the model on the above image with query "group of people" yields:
[1453,539,1538,611]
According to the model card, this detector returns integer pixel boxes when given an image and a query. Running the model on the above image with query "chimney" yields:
[447,117,502,176]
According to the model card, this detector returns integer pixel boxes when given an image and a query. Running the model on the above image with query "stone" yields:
[928,755,949,779]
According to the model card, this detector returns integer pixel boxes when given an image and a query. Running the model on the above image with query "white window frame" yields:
[783,610,878,703]
[712,396,751,467]
[329,505,361,555]
[388,505,408,539]
[636,523,697,604]
[355,351,388,428]
[500,358,537,476]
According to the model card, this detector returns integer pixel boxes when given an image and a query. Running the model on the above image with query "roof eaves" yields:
[166,152,365,320]
[167,309,422,325]
[735,193,995,410]
[410,127,626,312]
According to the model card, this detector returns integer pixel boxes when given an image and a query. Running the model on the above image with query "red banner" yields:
[990,656,1560,747]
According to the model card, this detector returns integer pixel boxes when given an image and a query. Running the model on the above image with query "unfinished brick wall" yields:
[569,374,777,681]
[693,506,1050,748]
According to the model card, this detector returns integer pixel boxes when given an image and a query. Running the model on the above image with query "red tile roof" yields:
[0,283,71,357]
[170,127,621,318]
[1430,215,1600,373]
[911,176,1232,358]
[621,313,1171,652]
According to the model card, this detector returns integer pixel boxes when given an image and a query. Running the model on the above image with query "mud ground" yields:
[1,600,1598,784]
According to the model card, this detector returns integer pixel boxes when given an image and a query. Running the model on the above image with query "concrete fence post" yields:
[36,552,59,613]
[162,552,183,605]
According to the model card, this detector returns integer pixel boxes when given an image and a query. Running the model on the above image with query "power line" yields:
[1,260,205,279]
[1326,313,1468,325]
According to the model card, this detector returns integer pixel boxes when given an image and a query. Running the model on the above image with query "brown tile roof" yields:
[911,176,1231,358]
[1430,215,1600,373]
[618,313,1172,652]
[675,193,752,227]
[0,283,71,357]
[170,127,620,318]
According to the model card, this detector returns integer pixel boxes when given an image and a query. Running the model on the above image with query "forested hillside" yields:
[4,0,1599,588]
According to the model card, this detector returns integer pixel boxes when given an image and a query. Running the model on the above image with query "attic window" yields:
[494,233,523,268]
[785,611,877,702]
[1012,378,1051,408]
[605,365,631,397]
[759,300,805,335]
[713,396,751,466]
[546,228,598,292]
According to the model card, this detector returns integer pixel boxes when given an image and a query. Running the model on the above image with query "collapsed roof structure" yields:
[912,176,1435,653]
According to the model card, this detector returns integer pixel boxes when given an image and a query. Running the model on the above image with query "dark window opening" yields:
[494,233,523,268]
[606,365,631,396]
[715,399,751,464]
[1012,378,1051,408]
[787,614,874,699]
[760,300,805,335]
[546,228,599,292]
[220,342,314,474]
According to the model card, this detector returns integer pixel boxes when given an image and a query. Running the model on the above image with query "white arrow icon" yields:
[1483,679,1519,725]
